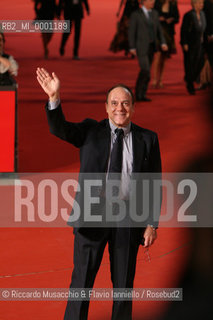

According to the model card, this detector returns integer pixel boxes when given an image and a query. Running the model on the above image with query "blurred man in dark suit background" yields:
[128,0,168,101]
[59,0,90,59]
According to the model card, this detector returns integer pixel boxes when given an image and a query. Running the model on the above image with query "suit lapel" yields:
[131,123,145,172]
[140,7,151,25]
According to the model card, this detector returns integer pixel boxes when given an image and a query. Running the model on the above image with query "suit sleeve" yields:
[149,132,162,228]
[45,103,97,148]
[128,11,138,49]
[180,13,191,45]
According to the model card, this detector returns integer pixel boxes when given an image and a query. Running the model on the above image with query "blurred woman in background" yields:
[109,0,139,57]
[152,0,179,88]
[33,0,57,59]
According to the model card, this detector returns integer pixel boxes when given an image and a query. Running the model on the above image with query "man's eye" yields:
[112,101,117,106]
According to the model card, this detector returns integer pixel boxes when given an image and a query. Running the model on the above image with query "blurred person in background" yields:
[203,0,213,71]
[195,0,213,90]
[152,0,179,88]
[58,0,90,60]
[33,0,57,59]
[0,32,18,85]
[180,0,206,95]
[109,0,139,57]
[197,57,211,90]
[129,0,168,101]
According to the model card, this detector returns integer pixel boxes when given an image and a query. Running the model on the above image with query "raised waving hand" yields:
[36,67,60,101]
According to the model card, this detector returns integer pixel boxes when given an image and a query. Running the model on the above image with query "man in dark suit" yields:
[36,67,162,320]
[180,0,206,95]
[58,0,90,59]
[128,0,168,101]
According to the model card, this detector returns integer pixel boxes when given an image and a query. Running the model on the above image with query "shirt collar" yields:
[109,119,131,136]
[142,6,151,16]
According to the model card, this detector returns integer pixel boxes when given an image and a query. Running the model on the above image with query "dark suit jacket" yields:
[34,0,56,20]
[58,0,89,20]
[46,104,162,236]
[128,8,165,56]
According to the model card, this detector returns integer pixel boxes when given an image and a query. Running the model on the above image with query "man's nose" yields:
[116,102,125,110]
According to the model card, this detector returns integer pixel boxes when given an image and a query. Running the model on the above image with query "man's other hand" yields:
[143,225,157,247]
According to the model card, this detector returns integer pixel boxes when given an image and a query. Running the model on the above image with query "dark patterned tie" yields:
[148,10,154,43]
[108,129,128,228]
[109,128,124,173]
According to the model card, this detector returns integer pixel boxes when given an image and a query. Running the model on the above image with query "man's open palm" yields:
[36,67,60,100]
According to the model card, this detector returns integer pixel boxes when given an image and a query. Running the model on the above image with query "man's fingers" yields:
[52,72,59,82]
[36,68,46,82]
[37,73,47,86]
[144,234,156,247]
[36,72,44,83]
[144,237,149,247]
[36,67,51,82]
[41,67,50,78]
[37,76,43,86]
[36,70,45,85]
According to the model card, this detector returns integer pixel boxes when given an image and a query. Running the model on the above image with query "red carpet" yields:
[0,1,212,319]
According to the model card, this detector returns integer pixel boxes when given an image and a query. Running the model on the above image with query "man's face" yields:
[106,87,134,128]
[143,0,155,10]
